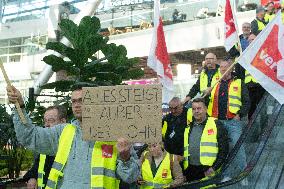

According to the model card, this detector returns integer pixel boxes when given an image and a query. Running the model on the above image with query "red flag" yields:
[237,12,284,104]
[147,0,173,104]
[224,0,238,51]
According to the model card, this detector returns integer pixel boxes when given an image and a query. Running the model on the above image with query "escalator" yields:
[176,93,284,188]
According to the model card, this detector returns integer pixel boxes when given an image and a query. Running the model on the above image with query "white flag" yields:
[224,0,239,51]
[147,0,173,104]
[238,12,284,104]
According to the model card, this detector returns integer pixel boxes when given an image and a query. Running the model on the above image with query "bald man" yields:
[162,97,190,156]
[183,52,221,105]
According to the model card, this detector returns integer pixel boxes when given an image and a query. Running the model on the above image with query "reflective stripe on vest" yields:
[183,117,218,169]
[162,108,193,139]
[199,69,221,92]
[91,141,119,189]
[257,19,266,32]
[38,154,46,189]
[45,124,76,189]
[245,70,258,84]
[45,125,120,189]
[208,79,242,119]
[141,152,173,189]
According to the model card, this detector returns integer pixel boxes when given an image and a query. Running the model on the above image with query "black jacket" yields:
[251,18,267,36]
[186,66,220,105]
[162,108,188,156]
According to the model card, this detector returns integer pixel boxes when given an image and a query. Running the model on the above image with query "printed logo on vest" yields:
[216,76,219,80]
[162,169,168,178]
[207,129,214,135]
[102,144,113,158]
[233,86,238,91]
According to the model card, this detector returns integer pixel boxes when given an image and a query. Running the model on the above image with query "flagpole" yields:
[147,0,174,104]
[231,0,242,55]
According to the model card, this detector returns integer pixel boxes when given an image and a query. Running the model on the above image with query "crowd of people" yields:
[4,2,280,189]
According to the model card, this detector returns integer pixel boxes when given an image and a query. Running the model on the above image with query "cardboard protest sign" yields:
[82,84,162,143]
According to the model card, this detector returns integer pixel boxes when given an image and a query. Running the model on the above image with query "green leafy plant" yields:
[41,16,144,91]
[0,105,33,178]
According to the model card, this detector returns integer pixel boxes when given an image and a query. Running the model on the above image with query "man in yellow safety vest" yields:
[23,105,67,189]
[251,6,267,36]
[182,98,229,182]
[207,59,250,183]
[7,85,140,189]
[183,52,221,106]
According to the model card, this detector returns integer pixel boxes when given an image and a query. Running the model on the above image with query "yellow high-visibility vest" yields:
[208,79,242,119]
[256,19,266,32]
[141,152,173,189]
[244,70,258,84]
[45,124,119,189]
[199,69,221,92]
[91,141,119,189]
[264,13,275,22]
[38,154,46,189]
[183,117,218,169]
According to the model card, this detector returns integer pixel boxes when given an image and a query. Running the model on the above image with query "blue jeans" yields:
[221,119,247,176]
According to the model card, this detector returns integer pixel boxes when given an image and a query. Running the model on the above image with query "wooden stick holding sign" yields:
[0,61,27,124]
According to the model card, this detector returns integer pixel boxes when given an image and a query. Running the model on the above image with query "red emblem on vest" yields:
[233,86,238,91]
[102,144,113,158]
[208,129,214,135]
[162,169,168,178]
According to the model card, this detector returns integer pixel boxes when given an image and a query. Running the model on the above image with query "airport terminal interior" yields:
[0,0,284,188]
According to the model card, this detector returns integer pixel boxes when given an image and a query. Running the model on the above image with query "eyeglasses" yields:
[169,105,182,110]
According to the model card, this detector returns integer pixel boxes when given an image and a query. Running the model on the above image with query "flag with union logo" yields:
[147,0,173,104]
[238,11,284,104]
[224,0,239,51]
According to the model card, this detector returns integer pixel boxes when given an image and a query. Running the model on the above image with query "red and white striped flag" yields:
[147,0,173,104]
[224,0,239,51]
[238,12,284,104]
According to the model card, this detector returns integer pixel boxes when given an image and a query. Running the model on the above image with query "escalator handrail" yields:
[215,103,283,188]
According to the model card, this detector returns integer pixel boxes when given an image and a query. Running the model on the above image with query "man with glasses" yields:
[23,105,67,189]
[7,85,140,189]
[183,53,220,106]
[162,97,191,156]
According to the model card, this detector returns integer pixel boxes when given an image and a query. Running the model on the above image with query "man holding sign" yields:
[7,86,140,189]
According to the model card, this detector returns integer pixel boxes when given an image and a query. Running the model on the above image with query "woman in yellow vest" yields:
[264,1,276,22]
[138,142,184,189]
